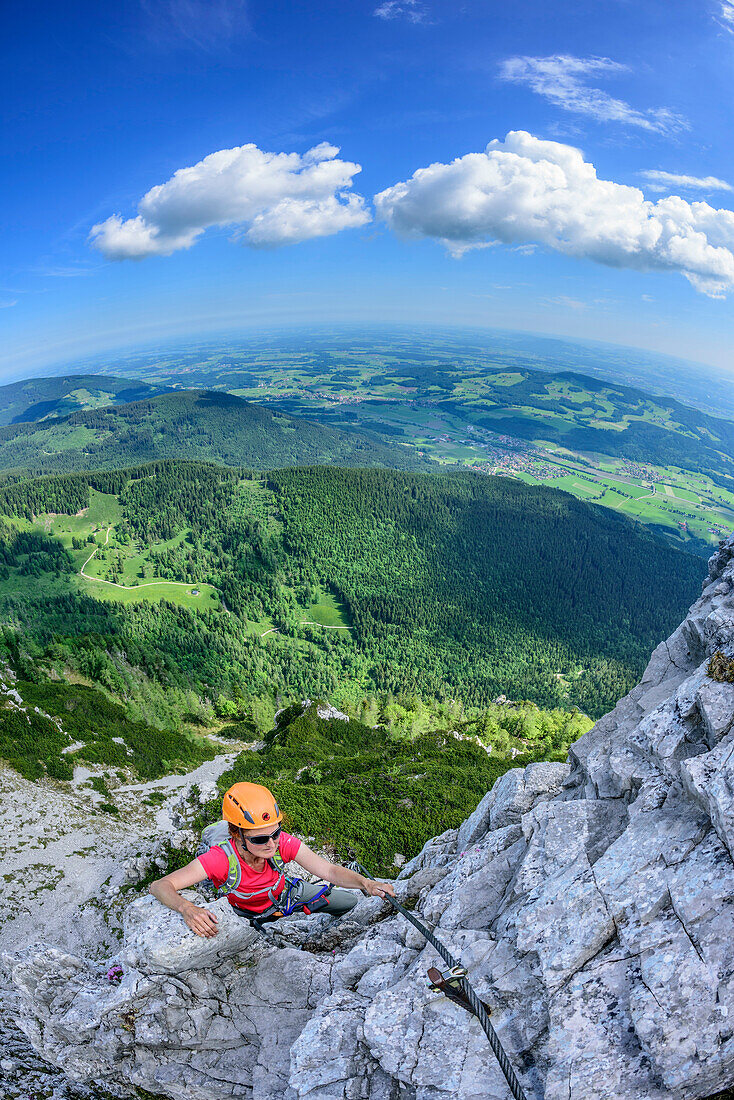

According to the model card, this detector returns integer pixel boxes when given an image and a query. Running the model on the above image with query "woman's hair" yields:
[228,823,241,841]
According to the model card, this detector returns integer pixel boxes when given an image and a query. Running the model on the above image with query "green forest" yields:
[0,391,425,476]
[0,461,702,731]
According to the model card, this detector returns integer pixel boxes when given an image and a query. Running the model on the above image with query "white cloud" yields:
[90,142,370,260]
[140,0,250,51]
[499,55,687,135]
[717,1,734,31]
[374,1,427,23]
[641,170,733,193]
[545,296,587,310]
[0,300,17,309]
[374,131,734,297]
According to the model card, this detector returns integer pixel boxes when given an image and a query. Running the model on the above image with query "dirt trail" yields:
[80,527,203,592]
[259,622,351,638]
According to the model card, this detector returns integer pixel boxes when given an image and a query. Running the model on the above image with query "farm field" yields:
[508,460,734,551]
[4,387,730,555]
[91,336,734,553]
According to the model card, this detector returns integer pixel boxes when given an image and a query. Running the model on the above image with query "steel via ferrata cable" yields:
[352,859,529,1100]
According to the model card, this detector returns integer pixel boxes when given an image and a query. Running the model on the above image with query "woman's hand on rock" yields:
[363,880,396,899]
[183,903,219,937]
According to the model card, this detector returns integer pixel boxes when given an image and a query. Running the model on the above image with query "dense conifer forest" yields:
[0,391,425,475]
[0,461,702,728]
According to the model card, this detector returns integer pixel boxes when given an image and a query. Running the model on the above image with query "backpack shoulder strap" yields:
[268,849,288,877]
[215,839,299,907]
[218,838,242,895]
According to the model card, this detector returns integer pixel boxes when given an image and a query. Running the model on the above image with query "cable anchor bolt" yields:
[426,965,492,1018]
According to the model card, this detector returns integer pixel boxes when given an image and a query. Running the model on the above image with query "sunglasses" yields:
[243,825,282,846]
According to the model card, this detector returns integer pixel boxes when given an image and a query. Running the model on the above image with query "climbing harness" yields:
[350,859,529,1100]
[244,880,333,937]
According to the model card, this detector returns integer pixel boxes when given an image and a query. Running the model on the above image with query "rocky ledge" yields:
[7,538,734,1099]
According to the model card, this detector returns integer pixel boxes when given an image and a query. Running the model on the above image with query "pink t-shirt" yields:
[197,831,302,913]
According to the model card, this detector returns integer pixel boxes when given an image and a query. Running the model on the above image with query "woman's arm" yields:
[295,844,395,898]
[149,858,220,937]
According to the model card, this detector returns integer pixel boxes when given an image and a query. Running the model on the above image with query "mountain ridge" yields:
[0,389,428,475]
[0,374,171,427]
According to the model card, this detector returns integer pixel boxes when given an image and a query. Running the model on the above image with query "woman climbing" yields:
[149,781,395,937]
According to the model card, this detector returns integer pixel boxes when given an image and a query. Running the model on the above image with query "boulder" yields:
[121,893,259,974]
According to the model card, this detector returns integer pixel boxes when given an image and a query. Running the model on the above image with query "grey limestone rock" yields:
[487,762,570,832]
[682,730,734,858]
[695,675,734,745]
[543,948,671,1100]
[333,925,405,992]
[515,852,616,992]
[121,893,259,974]
[10,940,332,1100]
[420,825,524,929]
[515,798,626,895]
[398,828,457,878]
[455,762,569,851]
[289,990,373,1098]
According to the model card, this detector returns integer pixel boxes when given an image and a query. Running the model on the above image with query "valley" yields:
[225,362,734,555]
[0,338,721,871]
[22,331,731,555]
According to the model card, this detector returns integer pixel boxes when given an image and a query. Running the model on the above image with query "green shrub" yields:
[207,706,556,876]
[0,705,69,781]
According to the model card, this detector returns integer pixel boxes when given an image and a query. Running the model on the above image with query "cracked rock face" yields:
[7,537,734,1098]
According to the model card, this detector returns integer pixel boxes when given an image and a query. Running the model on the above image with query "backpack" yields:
[196,819,293,908]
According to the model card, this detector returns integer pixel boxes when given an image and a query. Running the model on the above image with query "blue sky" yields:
[4,0,734,379]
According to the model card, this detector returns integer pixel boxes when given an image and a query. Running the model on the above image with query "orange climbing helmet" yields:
[222,781,282,831]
